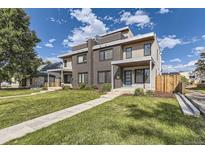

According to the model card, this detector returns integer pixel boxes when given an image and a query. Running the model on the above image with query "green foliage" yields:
[101,83,111,92]
[195,52,205,74]
[79,83,87,89]
[134,88,144,96]
[145,90,154,96]
[0,9,42,85]
[63,85,72,90]
[181,76,189,85]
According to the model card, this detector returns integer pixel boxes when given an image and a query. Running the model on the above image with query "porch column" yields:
[149,61,152,90]
[47,72,50,87]
[111,64,114,90]
[61,70,64,85]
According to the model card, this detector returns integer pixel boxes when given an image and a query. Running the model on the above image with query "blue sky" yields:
[26,8,205,72]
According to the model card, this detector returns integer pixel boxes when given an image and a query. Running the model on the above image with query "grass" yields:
[186,87,205,94]
[0,89,101,129]
[7,95,205,145]
[0,89,41,97]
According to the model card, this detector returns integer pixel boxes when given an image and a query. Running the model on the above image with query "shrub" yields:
[145,90,154,96]
[42,87,48,90]
[134,88,144,96]
[79,83,87,89]
[63,85,72,90]
[101,83,111,92]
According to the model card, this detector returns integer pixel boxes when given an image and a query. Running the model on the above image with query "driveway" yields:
[186,91,205,114]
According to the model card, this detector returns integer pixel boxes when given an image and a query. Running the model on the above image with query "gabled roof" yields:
[39,62,63,72]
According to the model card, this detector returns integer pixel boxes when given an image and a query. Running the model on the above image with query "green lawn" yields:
[0,89,101,129]
[0,89,41,97]
[186,87,205,94]
[8,95,205,145]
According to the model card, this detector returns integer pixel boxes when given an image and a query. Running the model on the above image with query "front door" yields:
[124,70,132,86]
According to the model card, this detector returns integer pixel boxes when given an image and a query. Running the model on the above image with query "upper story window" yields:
[125,47,132,59]
[144,43,151,56]
[63,60,67,67]
[99,49,113,61]
[77,54,87,64]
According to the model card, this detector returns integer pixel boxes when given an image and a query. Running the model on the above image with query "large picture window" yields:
[125,47,132,59]
[77,54,87,64]
[135,68,150,83]
[98,71,111,83]
[99,49,113,61]
[144,43,151,56]
[78,72,88,84]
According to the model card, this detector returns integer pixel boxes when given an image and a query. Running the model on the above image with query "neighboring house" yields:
[21,62,64,88]
[58,27,161,90]
[189,71,205,85]
[180,71,191,81]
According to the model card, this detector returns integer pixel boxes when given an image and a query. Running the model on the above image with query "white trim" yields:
[58,48,88,58]
[47,68,72,72]
[93,32,155,50]
[111,65,114,90]
[111,56,152,65]
[100,26,130,37]
[58,32,155,58]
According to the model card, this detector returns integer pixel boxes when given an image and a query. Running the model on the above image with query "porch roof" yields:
[47,68,72,73]
[111,56,153,67]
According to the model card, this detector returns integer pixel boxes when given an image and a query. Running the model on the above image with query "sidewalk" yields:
[0,91,122,144]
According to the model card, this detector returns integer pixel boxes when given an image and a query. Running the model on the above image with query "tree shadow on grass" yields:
[119,101,205,144]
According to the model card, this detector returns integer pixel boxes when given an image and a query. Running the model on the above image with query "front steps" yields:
[175,93,200,117]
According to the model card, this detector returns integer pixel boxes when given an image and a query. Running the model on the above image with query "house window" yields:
[144,43,151,56]
[98,71,111,83]
[99,49,113,61]
[135,68,150,83]
[78,72,88,84]
[77,54,87,64]
[125,47,132,59]
[64,60,67,67]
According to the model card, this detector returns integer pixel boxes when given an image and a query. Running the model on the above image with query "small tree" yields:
[0,9,41,88]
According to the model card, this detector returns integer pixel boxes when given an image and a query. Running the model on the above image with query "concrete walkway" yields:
[0,87,62,100]
[0,91,123,144]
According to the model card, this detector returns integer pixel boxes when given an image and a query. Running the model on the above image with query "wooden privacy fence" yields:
[155,74,184,93]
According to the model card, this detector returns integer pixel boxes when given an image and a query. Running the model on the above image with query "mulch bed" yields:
[154,91,175,98]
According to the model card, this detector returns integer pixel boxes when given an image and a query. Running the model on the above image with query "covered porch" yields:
[111,56,155,90]
[47,68,72,87]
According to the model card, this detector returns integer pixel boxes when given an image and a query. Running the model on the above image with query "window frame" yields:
[144,43,151,56]
[78,72,88,84]
[97,70,111,84]
[99,48,113,61]
[77,54,87,64]
[125,47,132,59]
[134,68,150,84]
[63,60,67,67]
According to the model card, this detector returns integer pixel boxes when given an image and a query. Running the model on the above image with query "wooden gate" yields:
[155,74,183,93]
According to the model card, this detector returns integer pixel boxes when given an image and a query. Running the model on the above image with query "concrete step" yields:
[175,93,195,116]
[178,93,200,117]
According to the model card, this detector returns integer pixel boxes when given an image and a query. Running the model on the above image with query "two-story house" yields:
[58,27,161,90]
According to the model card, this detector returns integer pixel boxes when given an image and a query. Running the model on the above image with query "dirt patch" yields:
[154,91,174,98]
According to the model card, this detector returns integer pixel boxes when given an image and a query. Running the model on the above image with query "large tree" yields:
[0,9,42,87]
[195,52,205,78]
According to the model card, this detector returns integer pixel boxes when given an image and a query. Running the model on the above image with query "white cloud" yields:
[170,58,181,63]
[158,8,170,14]
[44,43,54,48]
[49,17,67,24]
[162,60,197,73]
[103,16,119,23]
[36,45,42,49]
[158,35,186,51]
[202,34,205,39]
[63,8,108,47]
[161,60,165,63]
[49,39,56,43]
[44,57,61,63]
[120,10,153,28]
[187,54,194,58]
[194,46,205,54]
